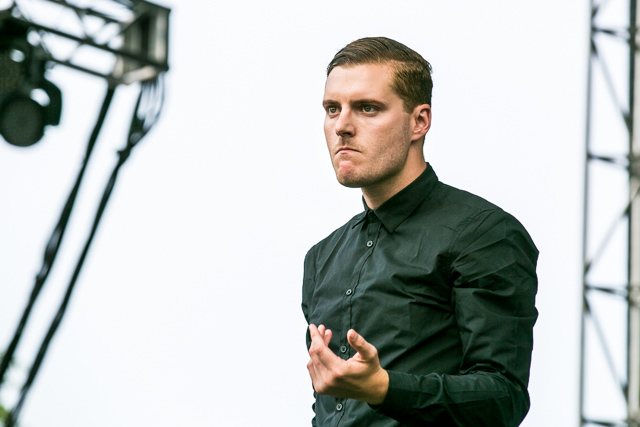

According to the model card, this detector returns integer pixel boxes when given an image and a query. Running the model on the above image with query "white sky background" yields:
[0,0,593,426]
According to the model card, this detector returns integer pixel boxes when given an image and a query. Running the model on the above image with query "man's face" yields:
[323,63,421,190]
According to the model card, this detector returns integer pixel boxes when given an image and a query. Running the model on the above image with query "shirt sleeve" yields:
[301,248,318,427]
[375,208,539,427]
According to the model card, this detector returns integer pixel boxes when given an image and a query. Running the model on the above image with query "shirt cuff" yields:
[369,370,441,418]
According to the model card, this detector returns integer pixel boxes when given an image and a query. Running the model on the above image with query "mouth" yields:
[336,147,359,155]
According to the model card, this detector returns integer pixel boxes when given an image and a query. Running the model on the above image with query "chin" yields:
[338,180,362,189]
[335,172,369,189]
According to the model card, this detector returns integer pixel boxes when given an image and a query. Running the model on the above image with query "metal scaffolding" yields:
[1,0,170,85]
[0,1,170,425]
[581,0,640,425]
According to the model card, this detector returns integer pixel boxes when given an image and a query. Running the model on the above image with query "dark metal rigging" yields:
[581,0,640,425]
[1,0,169,85]
[0,1,170,425]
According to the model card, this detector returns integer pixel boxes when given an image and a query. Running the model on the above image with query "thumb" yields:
[347,329,377,360]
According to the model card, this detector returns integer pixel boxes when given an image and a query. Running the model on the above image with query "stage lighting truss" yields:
[0,2,170,424]
[0,0,170,86]
[581,0,640,426]
[0,0,168,146]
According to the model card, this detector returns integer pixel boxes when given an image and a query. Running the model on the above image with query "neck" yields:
[362,161,427,209]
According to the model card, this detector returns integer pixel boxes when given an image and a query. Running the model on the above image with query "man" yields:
[301,37,538,426]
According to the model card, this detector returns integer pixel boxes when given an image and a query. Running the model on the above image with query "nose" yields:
[334,108,354,137]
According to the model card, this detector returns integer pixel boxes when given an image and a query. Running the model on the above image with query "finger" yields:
[307,357,326,394]
[311,324,333,347]
[309,324,320,340]
[307,358,317,383]
[309,325,332,361]
[324,328,332,346]
[347,329,376,360]
[309,325,326,358]
[309,331,343,377]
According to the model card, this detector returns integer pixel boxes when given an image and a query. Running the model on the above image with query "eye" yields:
[362,105,376,113]
[328,106,338,114]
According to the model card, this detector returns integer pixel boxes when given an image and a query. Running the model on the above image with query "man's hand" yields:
[306,324,389,405]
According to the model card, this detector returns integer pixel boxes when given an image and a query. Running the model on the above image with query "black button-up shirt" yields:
[302,165,538,427]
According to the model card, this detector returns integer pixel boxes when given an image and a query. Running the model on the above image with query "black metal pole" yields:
[0,84,116,390]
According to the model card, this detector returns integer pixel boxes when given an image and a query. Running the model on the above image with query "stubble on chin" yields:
[335,173,362,188]
[333,165,373,189]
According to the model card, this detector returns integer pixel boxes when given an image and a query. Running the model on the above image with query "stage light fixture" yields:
[0,16,61,147]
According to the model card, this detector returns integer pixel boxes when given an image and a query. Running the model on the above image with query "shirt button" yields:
[336,403,343,411]
[340,345,347,353]
[345,289,353,296]
[366,240,374,247]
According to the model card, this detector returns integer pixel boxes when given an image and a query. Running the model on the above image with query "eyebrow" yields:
[353,99,386,107]
[322,98,387,108]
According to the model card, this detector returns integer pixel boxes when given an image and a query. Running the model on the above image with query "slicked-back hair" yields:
[327,37,433,112]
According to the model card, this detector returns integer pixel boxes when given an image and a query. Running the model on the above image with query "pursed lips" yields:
[336,147,359,155]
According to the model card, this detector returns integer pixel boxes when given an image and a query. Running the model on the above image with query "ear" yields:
[410,104,431,142]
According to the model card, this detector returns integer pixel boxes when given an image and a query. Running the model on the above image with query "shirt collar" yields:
[353,164,439,233]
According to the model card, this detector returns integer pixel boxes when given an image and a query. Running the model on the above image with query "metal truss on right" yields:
[581,0,640,426]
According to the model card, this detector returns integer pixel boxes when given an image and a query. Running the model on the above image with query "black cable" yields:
[0,85,116,389]
[5,76,164,427]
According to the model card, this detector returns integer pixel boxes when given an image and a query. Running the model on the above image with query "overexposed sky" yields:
[1,1,592,425]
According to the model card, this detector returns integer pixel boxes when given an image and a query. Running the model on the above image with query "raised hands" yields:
[306,324,389,405]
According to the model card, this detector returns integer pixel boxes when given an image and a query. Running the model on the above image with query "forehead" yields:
[323,63,397,102]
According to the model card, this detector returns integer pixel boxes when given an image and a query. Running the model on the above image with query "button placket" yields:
[365,211,380,249]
